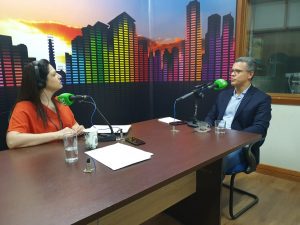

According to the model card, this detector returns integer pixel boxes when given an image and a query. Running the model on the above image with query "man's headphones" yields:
[33,61,46,89]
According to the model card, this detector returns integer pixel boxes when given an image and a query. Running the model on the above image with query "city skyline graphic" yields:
[0,0,235,87]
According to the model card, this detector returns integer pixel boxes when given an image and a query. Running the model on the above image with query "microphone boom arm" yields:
[175,82,213,102]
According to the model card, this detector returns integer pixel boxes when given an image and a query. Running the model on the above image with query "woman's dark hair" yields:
[15,59,63,129]
[18,59,49,100]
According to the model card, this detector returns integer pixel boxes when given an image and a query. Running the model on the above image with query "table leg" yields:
[166,158,223,225]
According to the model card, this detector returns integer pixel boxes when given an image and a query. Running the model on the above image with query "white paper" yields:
[158,117,180,124]
[85,143,153,170]
[84,125,131,134]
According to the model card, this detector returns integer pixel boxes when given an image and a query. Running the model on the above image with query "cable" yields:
[88,96,97,127]
[80,98,116,141]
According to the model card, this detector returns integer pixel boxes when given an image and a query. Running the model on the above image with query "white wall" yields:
[261,104,300,171]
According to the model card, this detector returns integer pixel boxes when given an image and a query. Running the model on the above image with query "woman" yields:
[6,59,85,149]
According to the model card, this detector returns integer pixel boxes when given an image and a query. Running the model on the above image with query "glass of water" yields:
[63,132,78,163]
[214,120,226,134]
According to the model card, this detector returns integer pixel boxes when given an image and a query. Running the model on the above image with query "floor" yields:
[142,172,300,225]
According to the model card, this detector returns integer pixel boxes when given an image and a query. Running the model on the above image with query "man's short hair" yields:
[235,57,256,72]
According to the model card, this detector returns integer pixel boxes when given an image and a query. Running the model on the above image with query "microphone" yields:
[175,79,228,102]
[207,78,228,91]
[57,93,89,106]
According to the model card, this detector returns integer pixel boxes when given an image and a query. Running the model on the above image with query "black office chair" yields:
[222,139,263,219]
[0,111,10,150]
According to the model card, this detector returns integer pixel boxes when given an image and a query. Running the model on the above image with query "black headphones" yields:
[33,61,46,89]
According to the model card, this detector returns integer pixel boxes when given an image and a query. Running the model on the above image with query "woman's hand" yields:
[72,123,85,136]
[56,127,76,139]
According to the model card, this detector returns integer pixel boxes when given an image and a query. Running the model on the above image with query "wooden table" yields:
[0,119,261,225]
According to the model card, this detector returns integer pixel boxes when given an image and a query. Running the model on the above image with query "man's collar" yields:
[233,84,252,96]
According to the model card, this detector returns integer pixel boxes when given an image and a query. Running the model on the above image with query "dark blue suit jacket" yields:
[205,85,272,161]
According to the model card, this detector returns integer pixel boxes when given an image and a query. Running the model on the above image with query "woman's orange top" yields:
[7,100,76,133]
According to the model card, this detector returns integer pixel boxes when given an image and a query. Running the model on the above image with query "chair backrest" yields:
[250,137,265,164]
[245,137,265,173]
[0,111,10,150]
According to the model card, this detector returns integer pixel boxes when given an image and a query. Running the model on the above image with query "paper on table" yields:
[158,117,181,124]
[85,143,153,170]
[84,125,131,134]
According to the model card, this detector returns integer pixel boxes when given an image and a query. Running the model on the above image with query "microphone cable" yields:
[79,96,97,128]
[80,98,116,140]
[88,96,97,128]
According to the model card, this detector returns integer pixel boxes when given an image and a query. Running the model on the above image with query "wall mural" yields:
[0,0,236,149]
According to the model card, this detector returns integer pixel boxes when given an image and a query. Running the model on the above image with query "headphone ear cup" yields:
[34,62,46,89]
[37,78,46,89]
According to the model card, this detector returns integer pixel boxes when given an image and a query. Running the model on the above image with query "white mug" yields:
[84,128,98,150]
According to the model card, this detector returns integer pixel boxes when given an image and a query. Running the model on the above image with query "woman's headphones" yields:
[33,61,46,89]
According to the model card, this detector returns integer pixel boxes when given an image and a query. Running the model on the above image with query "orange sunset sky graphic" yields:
[0,18,183,69]
[0,19,82,68]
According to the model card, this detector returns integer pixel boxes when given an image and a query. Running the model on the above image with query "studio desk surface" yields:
[0,119,261,225]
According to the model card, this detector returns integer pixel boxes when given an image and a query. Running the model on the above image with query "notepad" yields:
[84,125,131,134]
[85,143,153,170]
[158,117,181,124]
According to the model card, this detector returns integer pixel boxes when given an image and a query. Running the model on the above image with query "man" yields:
[205,56,272,173]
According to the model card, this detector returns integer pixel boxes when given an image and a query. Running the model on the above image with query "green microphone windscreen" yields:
[214,79,228,91]
[57,93,75,106]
